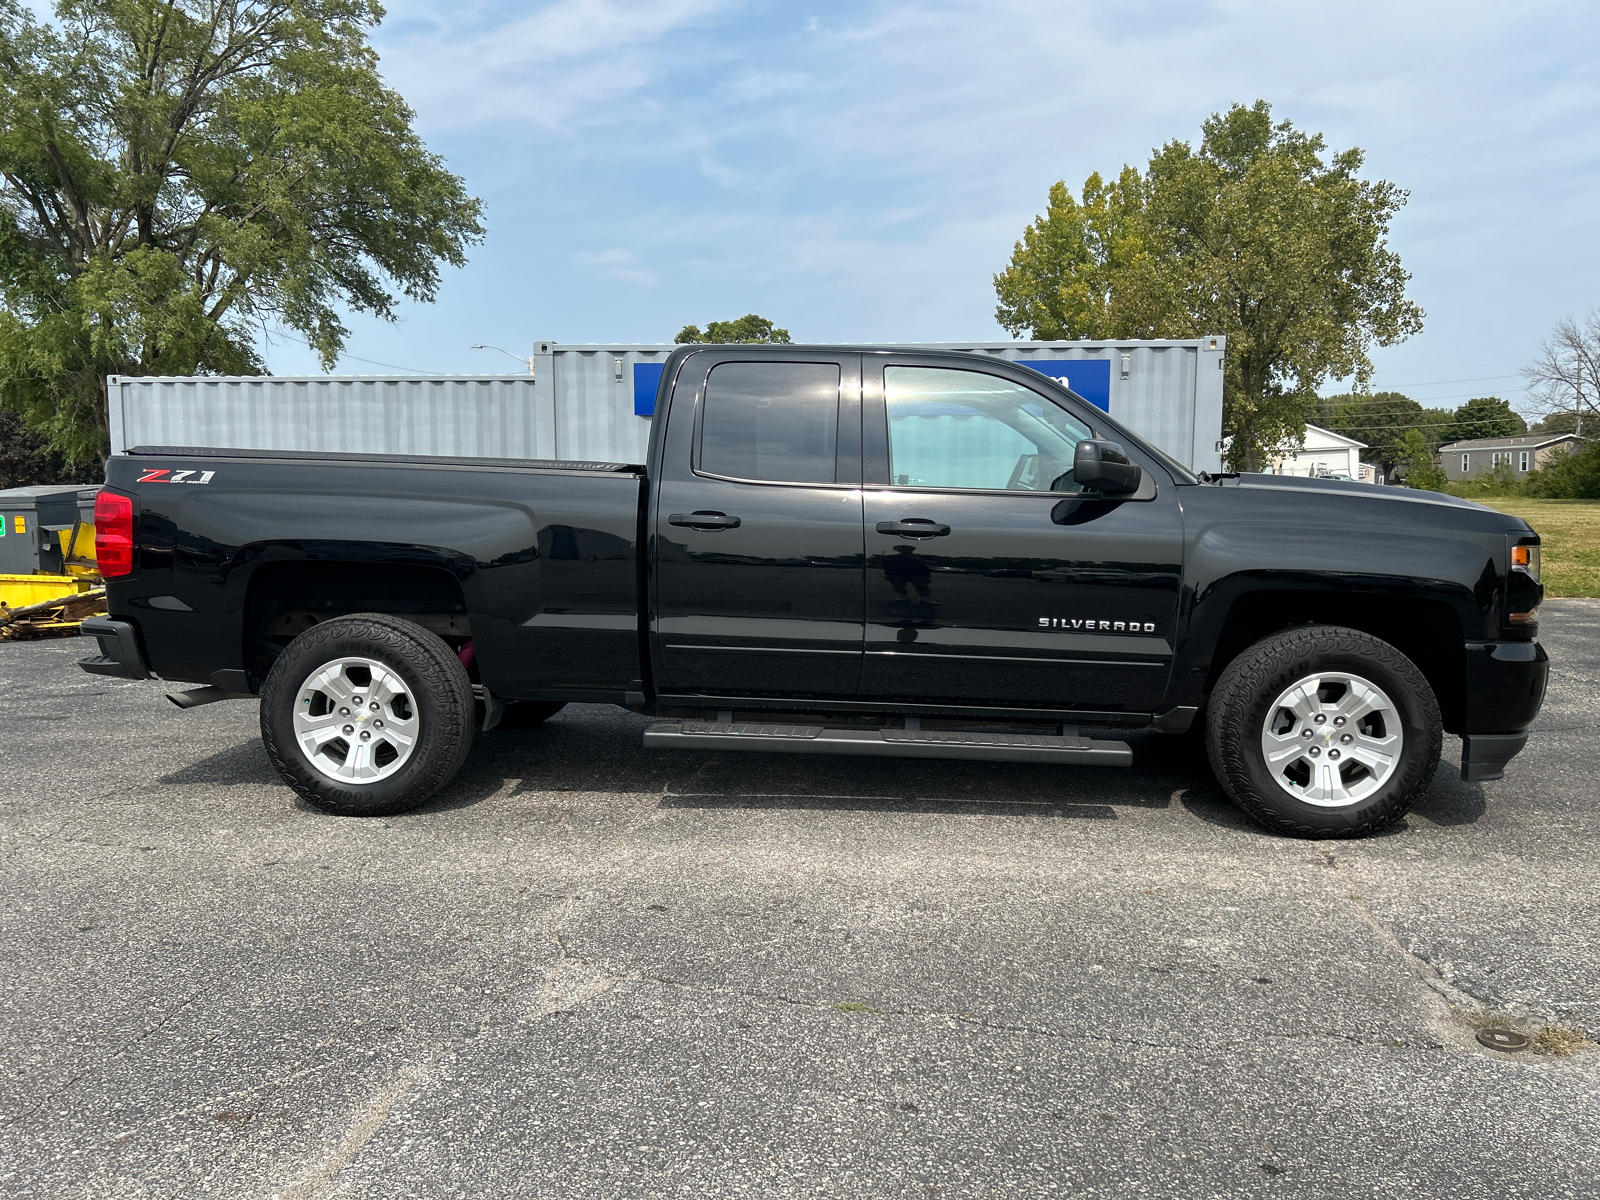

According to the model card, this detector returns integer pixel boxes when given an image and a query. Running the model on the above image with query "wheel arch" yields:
[1196,586,1468,733]
[242,557,472,688]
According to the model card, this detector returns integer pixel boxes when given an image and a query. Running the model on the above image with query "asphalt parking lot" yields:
[2,603,1597,1199]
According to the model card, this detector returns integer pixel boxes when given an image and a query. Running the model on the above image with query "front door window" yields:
[885,366,1091,492]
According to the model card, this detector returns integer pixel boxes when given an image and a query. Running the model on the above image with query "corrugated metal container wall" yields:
[111,376,556,459]
[109,337,1224,472]
[914,339,1225,473]
[538,345,672,464]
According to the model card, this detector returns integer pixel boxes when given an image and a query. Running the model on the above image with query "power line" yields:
[1324,425,1561,438]
[1320,419,1461,431]
[1322,386,1529,406]
[262,327,440,375]
[1360,372,1525,388]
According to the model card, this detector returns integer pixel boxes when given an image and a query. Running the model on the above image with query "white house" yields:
[1266,424,1371,480]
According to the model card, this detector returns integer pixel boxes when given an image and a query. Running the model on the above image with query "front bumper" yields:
[1459,639,1549,781]
[1461,733,1529,783]
[78,616,150,681]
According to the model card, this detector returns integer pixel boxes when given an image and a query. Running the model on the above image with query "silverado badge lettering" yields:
[136,468,216,485]
[1040,617,1158,633]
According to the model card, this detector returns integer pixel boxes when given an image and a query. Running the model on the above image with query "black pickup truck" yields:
[80,345,1548,837]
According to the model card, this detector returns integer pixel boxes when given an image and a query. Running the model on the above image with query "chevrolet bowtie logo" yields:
[1039,618,1158,633]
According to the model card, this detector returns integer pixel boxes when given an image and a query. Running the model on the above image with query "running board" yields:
[643,721,1132,767]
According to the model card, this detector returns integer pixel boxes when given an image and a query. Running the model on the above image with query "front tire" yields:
[260,614,476,816]
[1206,625,1442,838]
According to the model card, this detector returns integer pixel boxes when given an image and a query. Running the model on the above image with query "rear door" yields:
[858,356,1183,713]
[651,352,865,699]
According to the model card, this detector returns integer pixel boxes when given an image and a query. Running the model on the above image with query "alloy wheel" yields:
[1259,671,1402,807]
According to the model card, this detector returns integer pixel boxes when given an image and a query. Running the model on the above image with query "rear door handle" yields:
[876,519,951,538]
[669,511,742,530]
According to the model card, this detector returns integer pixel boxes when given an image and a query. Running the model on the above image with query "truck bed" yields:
[103,447,646,704]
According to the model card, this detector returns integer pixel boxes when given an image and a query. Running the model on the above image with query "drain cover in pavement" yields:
[1476,1028,1530,1051]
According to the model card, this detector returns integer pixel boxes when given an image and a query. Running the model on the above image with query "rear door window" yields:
[699,362,841,484]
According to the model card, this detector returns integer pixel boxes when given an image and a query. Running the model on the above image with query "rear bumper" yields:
[1459,640,1548,781]
[78,616,150,681]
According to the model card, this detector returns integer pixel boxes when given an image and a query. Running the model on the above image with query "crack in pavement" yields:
[273,1052,442,1200]
[610,973,1441,1054]
[456,887,1469,1054]
[6,986,214,1126]
[222,898,611,1198]
[1321,848,1482,1014]
[520,894,623,1021]
[1314,847,1596,1057]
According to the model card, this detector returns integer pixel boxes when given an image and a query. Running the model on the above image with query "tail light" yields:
[94,490,137,578]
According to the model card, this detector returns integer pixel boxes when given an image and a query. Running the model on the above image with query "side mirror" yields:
[1072,439,1142,495]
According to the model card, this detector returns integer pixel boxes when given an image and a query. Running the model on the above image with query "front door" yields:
[652,353,864,699]
[858,358,1183,713]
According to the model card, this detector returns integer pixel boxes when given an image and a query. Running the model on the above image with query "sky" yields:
[262,0,1600,418]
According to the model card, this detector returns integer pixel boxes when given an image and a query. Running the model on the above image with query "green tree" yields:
[1397,427,1446,491]
[994,101,1423,471]
[1450,397,1526,442]
[1531,410,1580,435]
[1525,439,1600,499]
[0,408,100,487]
[675,314,791,344]
[1419,407,1456,445]
[1316,391,1458,477]
[0,0,484,463]
[1316,391,1423,479]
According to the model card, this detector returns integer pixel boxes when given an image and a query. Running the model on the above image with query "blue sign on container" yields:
[634,362,665,417]
[1014,359,1111,412]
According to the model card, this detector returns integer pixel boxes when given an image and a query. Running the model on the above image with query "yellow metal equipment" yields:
[0,572,96,608]
[58,520,99,576]
[0,574,103,639]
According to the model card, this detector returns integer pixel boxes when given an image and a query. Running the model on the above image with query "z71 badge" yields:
[136,468,215,485]
[1040,617,1158,633]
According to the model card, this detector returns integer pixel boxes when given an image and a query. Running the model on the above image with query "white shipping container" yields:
[109,336,1225,472]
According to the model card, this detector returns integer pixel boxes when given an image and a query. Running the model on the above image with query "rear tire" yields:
[260,614,476,816]
[1206,625,1441,838]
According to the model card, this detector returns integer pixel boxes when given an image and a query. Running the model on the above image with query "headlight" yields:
[1510,540,1540,583]
[1506,536,1542,626]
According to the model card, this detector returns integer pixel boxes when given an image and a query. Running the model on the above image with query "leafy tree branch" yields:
[994,101,1422,471]
[676,314,791,344]
[0,0,484,462]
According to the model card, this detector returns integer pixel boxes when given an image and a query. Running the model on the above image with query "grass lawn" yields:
[1477,499,1600,599]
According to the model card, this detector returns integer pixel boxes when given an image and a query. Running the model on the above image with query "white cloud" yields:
[575,247,659,287]
[277,0,1600,393]
[375,0,731,130]
[719,70,812,104]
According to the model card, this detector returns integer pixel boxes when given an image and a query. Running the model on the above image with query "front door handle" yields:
[876,519,951,538]
[669,511,742,530]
